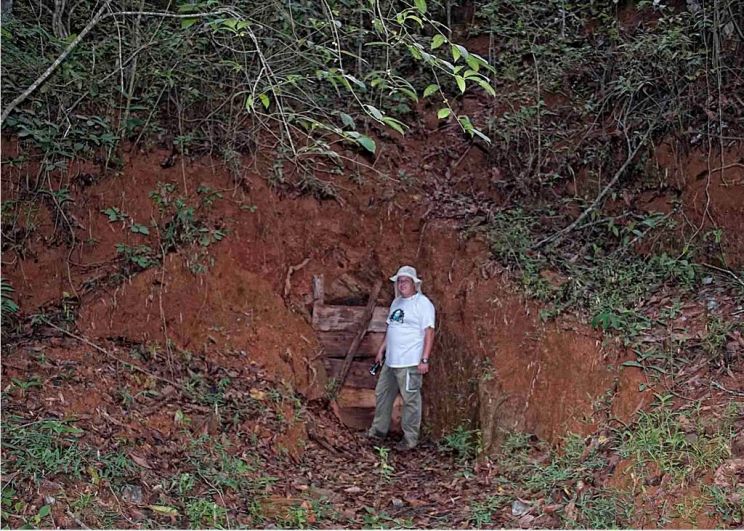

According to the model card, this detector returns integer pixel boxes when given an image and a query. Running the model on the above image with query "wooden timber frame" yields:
[312,275,402,429]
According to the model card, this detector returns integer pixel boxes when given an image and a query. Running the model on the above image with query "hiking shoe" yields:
[367,429,386,440]
[394,439,416,452]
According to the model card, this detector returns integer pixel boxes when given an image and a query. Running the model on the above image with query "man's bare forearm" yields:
[422,328,434,360]
[376,333,387,362]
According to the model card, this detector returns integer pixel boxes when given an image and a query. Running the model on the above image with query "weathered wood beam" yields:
[331,280,383,397]
[312,274,324,310]
[317,331,384,359]
[323,358,377,388]
[312,305,388,332]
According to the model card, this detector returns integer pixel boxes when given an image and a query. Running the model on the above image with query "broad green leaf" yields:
[472,127,491,144]
[451,44,461,62]
[437,108,451,119]
[415,0,427,14]
[408,45,422,60]
[382,117,406,135]
[37,506,51,519]
[431,34,446,50]
[463,69,478,79]
[458,115,473,132]
[423,84,438,98]
[244,95,254,111]
[466,54,480,71]
[356,135,376,154]
[471,52,497,74]
[259,93,270,109]
[475,77,496,96]
[364,105,384,121]
[101,207,123,221]
[148,505,179,517]
[180,18,197,29]
[338,76,352,91]
[343,74,366,90]
[440,58,456,72]
[398,87,418,102]
[131,224,150,235]
[406,14,423,27]
[339,112,355,129]
[455,75,466,94]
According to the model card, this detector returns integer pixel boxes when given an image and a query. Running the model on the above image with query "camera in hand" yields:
[369,360,382,376]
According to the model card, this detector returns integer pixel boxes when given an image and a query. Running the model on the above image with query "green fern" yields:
[1,279,20,315]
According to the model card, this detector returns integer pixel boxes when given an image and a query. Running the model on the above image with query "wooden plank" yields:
[323,359,377,389]
[335,407,375,430]
[334,406,403,432]
[313,305,388,332]
[317,331,384,359]
[335,390,402,430]
[312,275,324,309]
[337,387,378,409]
[333,280,383,397]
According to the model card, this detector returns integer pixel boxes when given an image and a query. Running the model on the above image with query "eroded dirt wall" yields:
[404,225,650,446]
[5,149,649,446]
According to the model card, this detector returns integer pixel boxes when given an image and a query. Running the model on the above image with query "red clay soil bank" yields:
[639,142,744,268]
[3,147,653,446]
[6,140,740,446]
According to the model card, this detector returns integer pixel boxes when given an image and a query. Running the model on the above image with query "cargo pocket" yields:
[406,370,422,392]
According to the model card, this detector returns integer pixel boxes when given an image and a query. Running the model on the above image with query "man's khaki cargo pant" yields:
[368,364,422,448]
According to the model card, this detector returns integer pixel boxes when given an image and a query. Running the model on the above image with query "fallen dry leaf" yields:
[129,453,153,469]
[714,458,744,488]
[250,389,267,400]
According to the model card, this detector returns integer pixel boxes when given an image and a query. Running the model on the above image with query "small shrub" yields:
[374,446,395,481]
[116,243,157,269]
[4,417,87,480]
[1,279,20,315]
[439,425,481,461]
[185,498,227,528]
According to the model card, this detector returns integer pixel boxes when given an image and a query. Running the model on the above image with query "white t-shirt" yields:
[385,292,436,368]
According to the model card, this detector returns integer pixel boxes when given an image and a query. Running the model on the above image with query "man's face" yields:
[397,276,416,298]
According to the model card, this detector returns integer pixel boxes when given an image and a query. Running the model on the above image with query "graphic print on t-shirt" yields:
[390,309,405,323]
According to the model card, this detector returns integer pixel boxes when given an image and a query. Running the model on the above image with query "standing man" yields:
[368,265,435,451]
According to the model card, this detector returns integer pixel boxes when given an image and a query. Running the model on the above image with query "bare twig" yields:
[283,257,311,299]
[38,317,186,391]
[700,262,744,288]
[66,510,90,530]
[711,381,744,397]
[533,125,654,250]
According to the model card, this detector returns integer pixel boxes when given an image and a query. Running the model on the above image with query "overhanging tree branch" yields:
[0,4,233,125]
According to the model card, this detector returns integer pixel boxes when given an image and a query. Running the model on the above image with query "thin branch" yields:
[1,1,112,125]
[1,5,232,125]
[700,262,744,288]
[533,125,654,250]
[38,317,187,392]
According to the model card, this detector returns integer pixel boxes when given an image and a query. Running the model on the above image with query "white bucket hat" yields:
[390,265,422,298]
